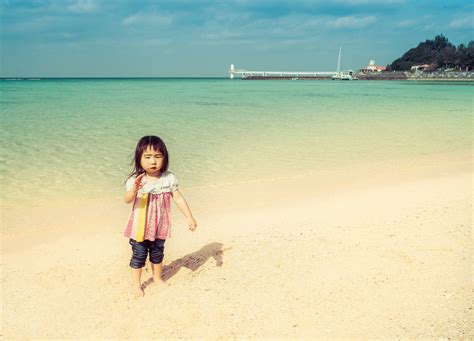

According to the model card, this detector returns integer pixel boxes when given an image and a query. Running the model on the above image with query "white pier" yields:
[229,47,355,80]
[229,64,337,79]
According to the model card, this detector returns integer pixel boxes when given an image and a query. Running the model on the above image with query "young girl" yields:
[124,135,197,297]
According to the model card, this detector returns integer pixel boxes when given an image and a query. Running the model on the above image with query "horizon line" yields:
[0,76,230,80]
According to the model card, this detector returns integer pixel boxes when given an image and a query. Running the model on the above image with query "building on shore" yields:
[410,64,431,72]
[358,60,386,73]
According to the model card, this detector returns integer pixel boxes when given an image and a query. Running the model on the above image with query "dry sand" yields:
[1,152,473,339]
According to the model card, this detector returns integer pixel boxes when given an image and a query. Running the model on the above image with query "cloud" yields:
[3,15,62,33]
[334,0,405,3]
[327,15,377,29]
[397,19,416,28]
[448,16,473,29]
[68,0,97,13]
[194,13,379,44]
[122,12,174,26]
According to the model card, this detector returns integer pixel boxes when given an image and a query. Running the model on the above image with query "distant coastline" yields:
[2,74,473,81]
[237,71,474,81]
[356,71,474,81]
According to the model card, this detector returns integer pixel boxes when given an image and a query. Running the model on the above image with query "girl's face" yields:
[140,146,164,175]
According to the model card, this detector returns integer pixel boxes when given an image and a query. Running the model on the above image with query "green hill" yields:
[388,35,474,71]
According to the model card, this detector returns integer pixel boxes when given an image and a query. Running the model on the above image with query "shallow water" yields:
[1,78,472,206]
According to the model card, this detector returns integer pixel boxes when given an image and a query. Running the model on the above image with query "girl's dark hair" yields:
[129,135,169,178]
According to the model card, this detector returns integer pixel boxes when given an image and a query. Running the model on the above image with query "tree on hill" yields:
[456,42,474,70]
[388,35,474,71]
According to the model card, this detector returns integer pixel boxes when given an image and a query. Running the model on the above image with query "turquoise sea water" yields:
[1,78,472,207]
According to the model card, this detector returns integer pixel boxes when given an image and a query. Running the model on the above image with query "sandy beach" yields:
[2,152,472,339]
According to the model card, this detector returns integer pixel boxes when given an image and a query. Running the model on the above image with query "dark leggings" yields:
[129,239,165,269]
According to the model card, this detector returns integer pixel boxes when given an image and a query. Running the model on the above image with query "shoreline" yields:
[240,76,474,81]
[405,77,474,82]
[2,150,472,338]
[1,149,471,212]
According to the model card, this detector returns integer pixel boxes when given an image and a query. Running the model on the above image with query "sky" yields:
[1,0,473,77]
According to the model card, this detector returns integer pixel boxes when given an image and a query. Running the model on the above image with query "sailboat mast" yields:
[337,46,342,74]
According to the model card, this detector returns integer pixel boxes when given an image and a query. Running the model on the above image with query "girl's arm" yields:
[171,189,197,231]
[123,173,145,204]
[123,188,137,204]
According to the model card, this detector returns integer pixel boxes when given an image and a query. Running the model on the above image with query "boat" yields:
[332,72,355,80]
[331,47,357,80]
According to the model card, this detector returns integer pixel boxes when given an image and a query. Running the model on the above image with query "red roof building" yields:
[359,60,386,73]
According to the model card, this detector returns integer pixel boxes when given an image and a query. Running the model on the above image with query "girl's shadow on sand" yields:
[144,242,226,286]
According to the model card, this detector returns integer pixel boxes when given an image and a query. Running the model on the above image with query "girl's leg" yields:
[129,240,147,297]
[150,239,167,285]
[131,268,144,297]
[151,262,166,284]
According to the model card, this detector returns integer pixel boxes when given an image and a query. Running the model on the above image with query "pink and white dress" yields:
[124,171,178,242]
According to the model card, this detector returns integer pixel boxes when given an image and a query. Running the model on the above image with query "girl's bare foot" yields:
[134,285,145,297]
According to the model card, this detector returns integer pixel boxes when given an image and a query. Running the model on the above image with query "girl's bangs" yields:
[142,142,164,154]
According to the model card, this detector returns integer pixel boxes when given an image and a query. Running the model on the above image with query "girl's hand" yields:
[134,173,146,191]
[187,217,197,232]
